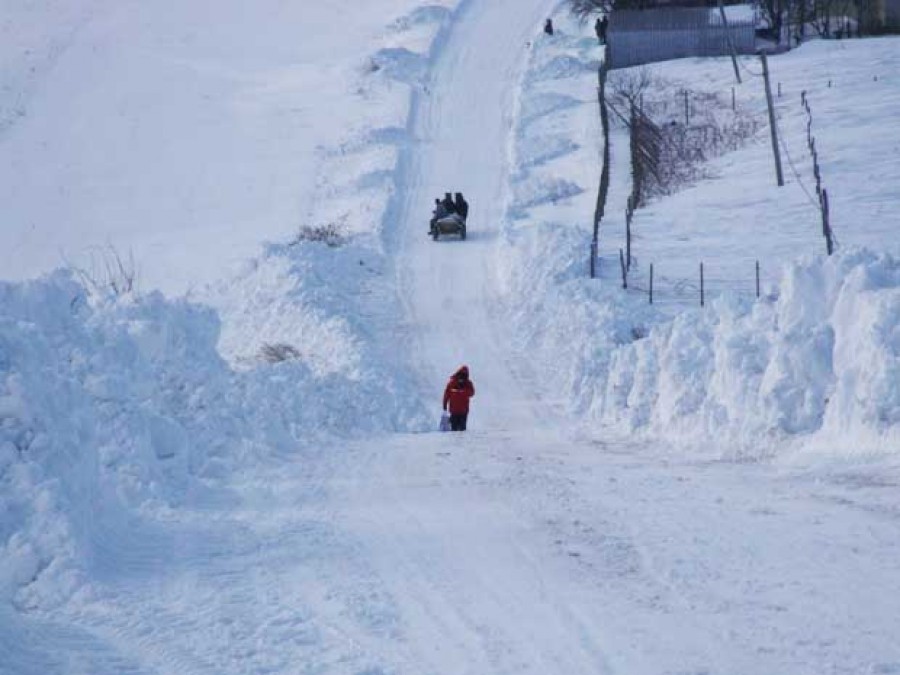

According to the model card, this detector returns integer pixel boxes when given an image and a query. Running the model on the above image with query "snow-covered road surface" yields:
[337,434,900,674]
[394,0,557,435]
[28,431,900,673]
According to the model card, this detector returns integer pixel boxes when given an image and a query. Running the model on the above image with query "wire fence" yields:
[800,90,835,254]
[589,52,806,309]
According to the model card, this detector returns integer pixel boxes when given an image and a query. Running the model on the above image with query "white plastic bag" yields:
[439,411,451,432]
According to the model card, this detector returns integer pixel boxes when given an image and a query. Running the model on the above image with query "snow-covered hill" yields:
[499,23,900,455]
[1,1,899,673]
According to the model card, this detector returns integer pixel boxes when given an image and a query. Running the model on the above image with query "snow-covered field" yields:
[2,0,899,673]
[499,24,900,454]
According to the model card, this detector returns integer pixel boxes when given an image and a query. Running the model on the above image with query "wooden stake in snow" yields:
[700,262,705,307]
[761,53,784,187]
[718,0,742,84]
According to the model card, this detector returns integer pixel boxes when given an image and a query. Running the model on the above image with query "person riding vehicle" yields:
[429,191,468,240]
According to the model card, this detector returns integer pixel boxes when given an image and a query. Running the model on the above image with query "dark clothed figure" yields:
[450,413,467,431]
[443,365,475,432]
[596,16,608,44]
[442,192,457,214]
[544,18,554,36]
[430,198,448,233]
[454,192,469,220]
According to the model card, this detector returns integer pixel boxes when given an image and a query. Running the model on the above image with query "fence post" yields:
[822,188,833,255]
[700,262,705,307]
[626,200,633,271]
[619,249,628,289]
[760,53,785,187]
[649,263,654,304]
[718,0,742,84]
[592,59,611,279]
[755,260,760,298]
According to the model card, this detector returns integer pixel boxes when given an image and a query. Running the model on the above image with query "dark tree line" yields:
[568,0,889,40]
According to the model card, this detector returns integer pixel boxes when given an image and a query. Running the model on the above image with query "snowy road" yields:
[394,0,556,434]
[333,0,900,672]
[5,2,900,674]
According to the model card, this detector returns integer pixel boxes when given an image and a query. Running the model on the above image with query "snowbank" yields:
[0,266,429,610]
[500,225,900,457]
[600,250,900,454]
[500,13,900,458]
[1,0,461,615]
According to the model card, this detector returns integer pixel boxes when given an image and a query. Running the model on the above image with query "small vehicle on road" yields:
[431,213,466,241]
[429,192,469,241]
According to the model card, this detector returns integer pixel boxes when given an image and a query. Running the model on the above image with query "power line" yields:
[737,56,763,78]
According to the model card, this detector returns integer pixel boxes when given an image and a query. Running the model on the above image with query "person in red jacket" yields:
[443,365,475,431]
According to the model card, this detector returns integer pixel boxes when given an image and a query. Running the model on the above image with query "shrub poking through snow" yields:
[608,72,763,199]
[68,245,138,300]
[258,342,303,364]
[291,222,347,248]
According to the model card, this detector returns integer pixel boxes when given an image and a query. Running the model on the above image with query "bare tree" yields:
[756,0,786,42]
[810,0,855,35]
[609,67,657,109]
[568,0,612,20]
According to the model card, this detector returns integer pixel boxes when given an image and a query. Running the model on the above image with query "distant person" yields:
[454,192,469,220]
[430,198,447,234]
[442,192,457,214]
[443,365,475,431]
[544,18,554,36]
[596,16,608,44]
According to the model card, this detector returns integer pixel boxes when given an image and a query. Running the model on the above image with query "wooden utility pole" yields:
[718,0,742,84]
[592,61,611,279]
[760,53,784,187]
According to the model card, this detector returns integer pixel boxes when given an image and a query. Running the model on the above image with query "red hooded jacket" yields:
[443,366,475,415]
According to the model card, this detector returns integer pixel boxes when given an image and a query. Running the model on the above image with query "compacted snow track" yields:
[394,0,556,434]
[339,2,900,672]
